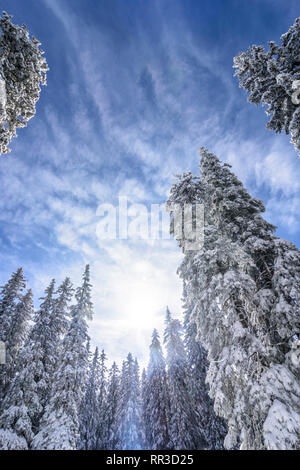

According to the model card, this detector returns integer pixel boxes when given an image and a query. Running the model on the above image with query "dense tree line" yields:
[0,150,299,450]
[167,148,300,450]
[0,265,224,450]
[0,9,299,451]
[1,148,300,450]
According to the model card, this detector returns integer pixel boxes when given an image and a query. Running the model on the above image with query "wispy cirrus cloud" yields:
[0,0,299,366]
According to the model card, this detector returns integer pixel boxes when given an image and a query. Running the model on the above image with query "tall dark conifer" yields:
[168,148,300,449]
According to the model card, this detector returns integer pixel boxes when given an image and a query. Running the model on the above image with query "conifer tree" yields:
[233,18,300,156]
[95,349,108,449]
[0,11,48,154]
[106,362,120,450]
[164,308,205,450]
[167,148,300,449]
[0,268,31,403]
[41,278,74,408]
[31,266,93,450]
[183,282,227,449]
[0,279,56,449]
[114,353,144,450]
[78,347,101,450]
[144,329,171,450]
[133,358,145,448]
[141,368,150,449]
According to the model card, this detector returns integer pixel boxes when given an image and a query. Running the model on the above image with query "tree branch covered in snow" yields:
[168,148,300,449]
[234,18,300,156]
[0,11,48,154]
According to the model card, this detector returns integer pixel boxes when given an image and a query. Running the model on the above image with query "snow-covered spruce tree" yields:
[0,279,57,450]
[0,11,48,154]
[164,308,205,450]
[114,353,144,450]
[1,290,34,400]
[233,18,300,156]
[78,347,101,450]
[95,349,108,449]
[141,368,150,449]
[144,329,171,450]
[42,277,74,406]
[0,268,32,404]
[183,281,227,449]
[167,148,300,450]
[106,362,121,450]
[32,265,93,450]
[133,358,145,448]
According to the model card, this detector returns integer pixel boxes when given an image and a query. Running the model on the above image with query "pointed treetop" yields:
[93,347,99,361]
[56,277,73,298]
[72,265,93,321]
[152,328,159,341]
[150,329,162,352]
[127,352,134,364]
[0,267,26,302]
[100,349,106,363]
[165,306,172,324]
[148,327,166,375]
[39,279,55,301]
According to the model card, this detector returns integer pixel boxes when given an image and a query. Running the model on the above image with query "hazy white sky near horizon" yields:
[0,0,300,368]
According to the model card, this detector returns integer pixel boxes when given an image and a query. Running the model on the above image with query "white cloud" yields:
[266,195,300,234]
[214,133,300,195]
[1,0,299,370]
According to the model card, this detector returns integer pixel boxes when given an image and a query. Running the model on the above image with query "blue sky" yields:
[0,0,299,367]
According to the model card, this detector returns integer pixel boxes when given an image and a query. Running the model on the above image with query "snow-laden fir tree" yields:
[0,11,48,154]
[164,308,205,450]
[106,362,121,450]
[78,347,101,450]
[0,268,32,405]
[0,279,57,450]
[1,290,34,399]
[133,357,145,448]
[167,148,300,450]
[141,368,149,449]
[95,349,108,449]
[143,329,171,450]
[114,353,144,450]
[31,265,93,450]
[183,281,227,449]
[233,17,300,156]
[42,277,73,407]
